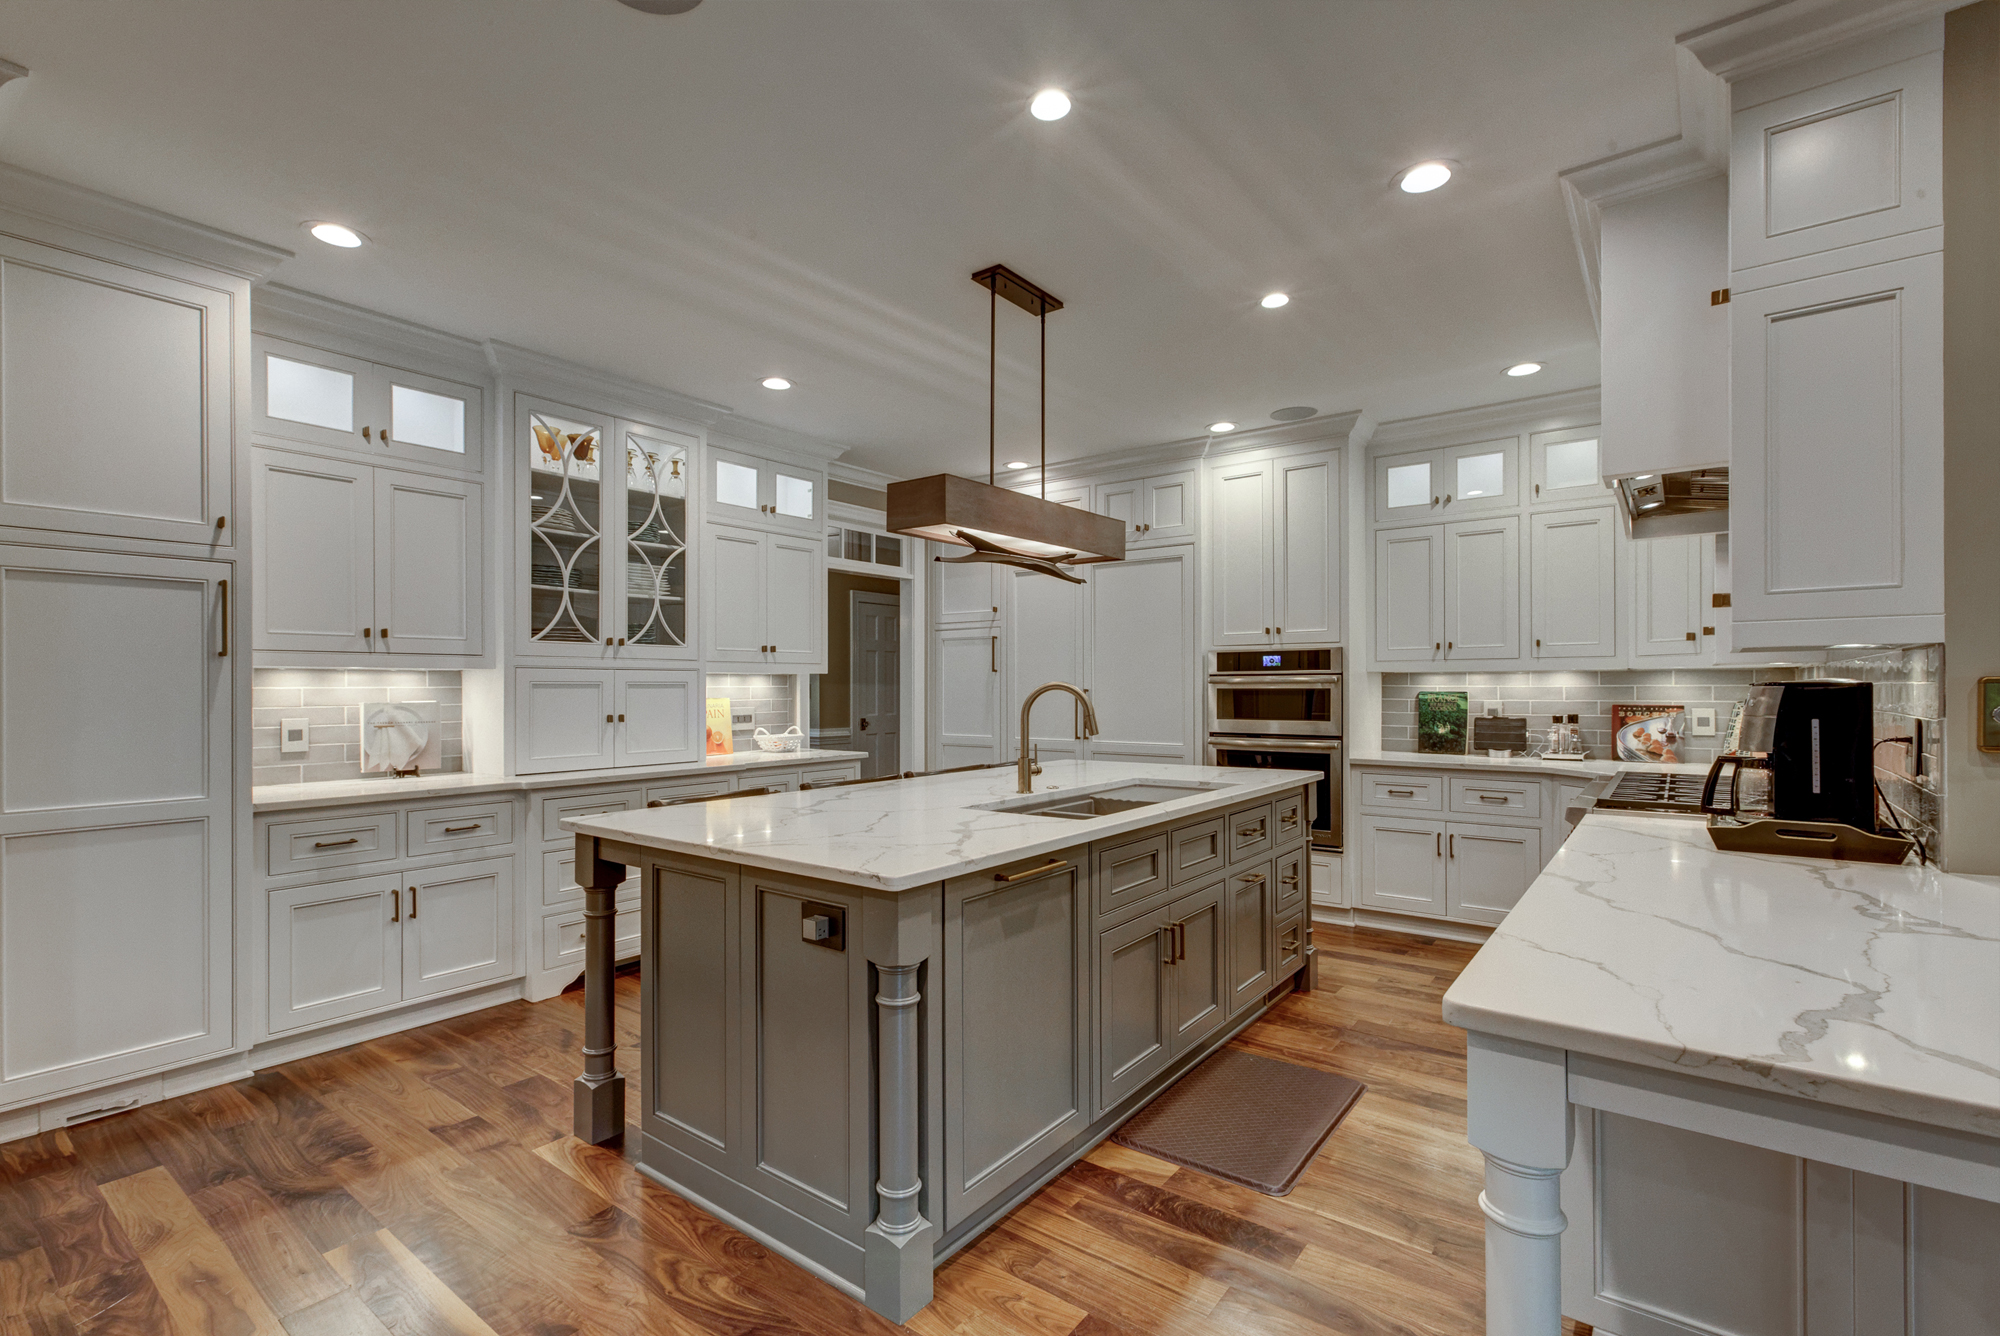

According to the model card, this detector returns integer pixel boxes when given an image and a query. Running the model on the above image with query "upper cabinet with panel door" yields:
[704,442,823,537]
[1205,445,1342,649]
[1094,469,1197,546]
[254,335,484,477]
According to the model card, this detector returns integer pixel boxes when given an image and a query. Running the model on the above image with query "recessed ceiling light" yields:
[1029,88,1071,121]
[761,377,792,390]
[1505,362,1543,377]
[308,222,365,248]
[1005,460,1029,470]
[1396,160,1455,193]
[1208,421,1237,434]
[1270,406,1317,422]
[1260,292,1290,309]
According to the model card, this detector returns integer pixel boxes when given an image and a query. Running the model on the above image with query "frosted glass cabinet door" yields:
[254,336,369,454]
[704,444,824,537]
[375,469,482,656]
[1530,428,1605,507]
[0,547,234,1104]
[381,366,481,472]
[1438,438,1520,515]
[252,449,374,656]
[1372,449,1442,524]
[0,236,235,547]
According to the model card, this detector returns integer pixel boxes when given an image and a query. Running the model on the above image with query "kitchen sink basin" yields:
[974,781,1229,819]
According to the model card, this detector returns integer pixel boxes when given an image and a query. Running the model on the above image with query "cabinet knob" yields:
[363,426,372,441]
[363,627,372,639]
[1686,631,1697,641]
[379,628,388,639]
[1703,626,1716,636]
[1275,627,1282,634]
[1446,641,1453,650]
[617,637,626,646]
[618,714,626,723]
[1264,627,1271,635]
[606,714,615,723]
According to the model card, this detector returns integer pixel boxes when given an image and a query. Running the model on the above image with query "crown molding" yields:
[1019,410,1369,487]
[829,460,898,488]
[254,283,488,378]
[709,416,848,466]
[1370,386,1602,451]
[1678,0,1960,82]
[0,161,292,281]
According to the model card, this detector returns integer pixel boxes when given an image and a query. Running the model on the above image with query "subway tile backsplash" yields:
[252,669,463,787]
[706,673,797,747]
[1797,646,1945,861]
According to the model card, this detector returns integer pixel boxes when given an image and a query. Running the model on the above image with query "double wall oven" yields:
[1206,649,1342,850]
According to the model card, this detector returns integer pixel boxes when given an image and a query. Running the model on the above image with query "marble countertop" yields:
[562,760,1310,893]
[252,748,870,812]
[1442,810,2000,1138]
[1349,749,1712,778]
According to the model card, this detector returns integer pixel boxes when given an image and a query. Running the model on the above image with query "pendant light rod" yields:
[1040,295,1047,499]
[988,274,997,487]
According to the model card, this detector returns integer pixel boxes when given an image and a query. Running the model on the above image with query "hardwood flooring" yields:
[0,926,1593,1335]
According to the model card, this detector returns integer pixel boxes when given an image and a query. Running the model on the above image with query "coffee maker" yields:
[1703,681,1875,828]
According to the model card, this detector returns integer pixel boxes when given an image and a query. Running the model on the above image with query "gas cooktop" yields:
[1593,771,1709,815]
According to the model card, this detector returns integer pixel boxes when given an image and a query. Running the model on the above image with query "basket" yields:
[753,725,804,754]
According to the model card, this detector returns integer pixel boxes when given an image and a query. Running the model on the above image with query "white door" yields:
[1529,507,1616,660]
[1372,449,1442,525]
[1633,533,1707,660]
[1444,516,1520,660]
[267,874,402,1033]
[401,857,515,1001]
[1440,438,1521,514]
[1730,253,1943,646]
[1359,818,1446,915]
[614,670,700,768]
[0,548,234,1105]
[514,669,615,774]
[1530,429,1605,507]
[0,235,234,547]
[251,449,373,656]
[850,591,901,778]
[1275,454,1338,644]
[375,469,482,656]
[1006,566,1086,763]
[1208,458,1273,646]
[932,627,1002,769]
[1446,822,1544,924]
[766,534,823,668]
[1142,471,1198,544]
[704,524,767,663]
[1374,526,1444,663]
[1086,548,1194,763]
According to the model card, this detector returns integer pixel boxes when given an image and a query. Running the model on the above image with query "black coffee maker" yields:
[1703,681,1876,829]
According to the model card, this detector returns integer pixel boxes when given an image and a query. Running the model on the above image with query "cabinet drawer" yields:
[407,801,515,859]
[800,762,863,786]
[1226,803,1274,864]
[1095,834,1169,924]
[1360,772,1443,811]
[1167,817,1226,886]
[266,810,399,877]
[1276,847,1306,911]
[1271,791,1309,845]
[1448,776,1542,819]
[642,775,734,807]
[1277,907,1305,978]
[542,905,641,972]
[541,846,639,909]
[539,788,645,843]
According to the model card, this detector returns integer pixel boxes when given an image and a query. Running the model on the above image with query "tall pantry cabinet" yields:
[0,167,287,1127]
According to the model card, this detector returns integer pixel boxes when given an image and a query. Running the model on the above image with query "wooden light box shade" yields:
[887,474,1126,565]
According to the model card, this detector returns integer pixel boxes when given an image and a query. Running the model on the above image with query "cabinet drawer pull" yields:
[1281,929,1300,952]
[390,891,400,923]
[217,579,229,657]
[1436,832,1442,856]
[1476,793,1510,803]
[408,887,418,917]
[312,837,360,848]
[995,858,1069,883]
[441,823,483,834]
[1281,810,1299,824]
[1281,874,1300,887]
[1385,788,1416,797]
[1239,872,1264,883]
[1449,834,1456,858]
[1237,824,1264,838]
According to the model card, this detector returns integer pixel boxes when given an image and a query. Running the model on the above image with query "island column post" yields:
[1465,1030,1571,1334]
[572,835,627,1144]
[861,884,938,1321]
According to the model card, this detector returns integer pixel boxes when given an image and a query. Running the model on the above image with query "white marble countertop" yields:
[252,748,870,813]
[1349,749,1712,778]
[1442,810,2000,1138]
[562,760,1310,893]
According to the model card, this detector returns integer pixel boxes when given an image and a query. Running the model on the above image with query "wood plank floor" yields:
[0,926,1592,1335]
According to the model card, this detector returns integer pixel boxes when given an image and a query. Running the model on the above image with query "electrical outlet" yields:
[280,717,310,755]
[1689,707,1717,737]
[733,711,753,726]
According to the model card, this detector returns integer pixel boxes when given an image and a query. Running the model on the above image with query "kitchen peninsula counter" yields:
[560,762,1316,1321]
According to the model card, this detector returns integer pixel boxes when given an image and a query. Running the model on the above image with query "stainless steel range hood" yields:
[1616,468,1728,539]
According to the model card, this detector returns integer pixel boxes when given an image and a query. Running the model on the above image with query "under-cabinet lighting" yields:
[1029,88,1072,121]
[1396,160,1454,193]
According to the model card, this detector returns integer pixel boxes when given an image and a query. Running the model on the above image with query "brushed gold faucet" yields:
[1018,682,1099,793]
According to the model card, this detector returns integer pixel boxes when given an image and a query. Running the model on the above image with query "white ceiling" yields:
[0,0,1747,476]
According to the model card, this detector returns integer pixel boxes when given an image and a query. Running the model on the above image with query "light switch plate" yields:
[279,716,310,755]
[1690,707,1717,737]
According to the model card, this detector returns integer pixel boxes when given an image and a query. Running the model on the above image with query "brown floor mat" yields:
[1110,1048,1365,1195]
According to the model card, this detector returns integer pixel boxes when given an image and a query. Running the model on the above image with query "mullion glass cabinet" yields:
[516,394,697,661]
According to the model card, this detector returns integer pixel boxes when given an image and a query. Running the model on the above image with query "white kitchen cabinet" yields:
[1530,429,1609,506]
[703,523,825,670]
[401,858,516,1002]
[1633,533,1708,660]
[705,442,822,537]
[613,670,701,767]
[1086,546,1195,763]
[1095,469,1197,546]
[1444,822,1543,924]
[1374,450,1445,525]
[1206,448,1341,648]
[1359,817,1447,916]
[1005,563,1087,765]
[514,668,701,775]
[0,230,237,548]
[1373,525,1444,663]
[930,547,1000,626]
[1375,439,1519,524]
[1529,507,1616,660]
[1443,516,1520,660]
[252,448,482,659]
[1728,252,1943,648]
[255,334,484,475]
[0,546,235,1106]
[267,873,402,1032]
[931,626,1003,769]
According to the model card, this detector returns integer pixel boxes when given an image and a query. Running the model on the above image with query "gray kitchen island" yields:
[561,760,1315,1320]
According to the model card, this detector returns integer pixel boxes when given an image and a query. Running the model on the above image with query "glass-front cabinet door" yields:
[1438,437,1520,515]
[255,335,482,473]
[523,400,609,654]
[1529,427,1605,506]
[619,424,693,653]
[704,444,822,536]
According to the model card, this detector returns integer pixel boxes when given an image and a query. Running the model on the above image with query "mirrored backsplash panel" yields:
[252,669,463,786]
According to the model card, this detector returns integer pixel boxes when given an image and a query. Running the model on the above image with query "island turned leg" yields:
[864,958,934,1320]
[572,837,626,1144]
[1465,1032,1571,1335]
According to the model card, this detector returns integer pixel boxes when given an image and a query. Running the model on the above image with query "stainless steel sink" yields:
[974,781,1229,819]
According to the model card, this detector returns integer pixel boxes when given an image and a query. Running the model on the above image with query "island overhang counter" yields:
[559,760,1317,1320]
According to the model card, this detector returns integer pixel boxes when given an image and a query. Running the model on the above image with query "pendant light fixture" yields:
[886,265,1124,584]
